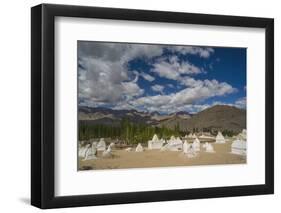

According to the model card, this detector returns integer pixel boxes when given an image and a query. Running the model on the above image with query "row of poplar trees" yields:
[79,118,183,144]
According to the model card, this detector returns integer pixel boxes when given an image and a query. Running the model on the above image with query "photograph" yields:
[29,3,274,209]
[77,41,247,171]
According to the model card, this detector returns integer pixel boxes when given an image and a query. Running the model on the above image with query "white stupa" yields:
[187,133,193,138]
[192,137,201,152]
[152,134,158,141]
[89,142,98,158]
[161,136,183,151]
[97,138,106,151]
[183,141,190,154]
[215,131,225,144]
[125,147,132,152]
[102,144,113,157]
[148,134,164,149]
[136,143,144,152]
[79,143,91,159]
[237,129,247,140]
[203,142,215,153]
[183,141,197,158]
[79,143,98,160]
[231,139,246,155]
[169,136,183,151]
[78,143,85,157]
[202,142,207,149]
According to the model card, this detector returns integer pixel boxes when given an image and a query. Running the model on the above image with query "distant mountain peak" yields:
[151,111,160,116]
[79,105,246,133]
[174,111,191,116]
[200,104,245,113]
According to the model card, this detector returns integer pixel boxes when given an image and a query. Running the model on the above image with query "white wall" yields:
[0,0,279,212]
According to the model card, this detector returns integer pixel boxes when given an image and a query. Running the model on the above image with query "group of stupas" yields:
[146,133,216,158]
[78,129,247,161]
[231,129,247,155]
[79,138,114,160]
[144,129,247,157]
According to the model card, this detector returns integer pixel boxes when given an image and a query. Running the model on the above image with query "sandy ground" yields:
[79,142,246,170]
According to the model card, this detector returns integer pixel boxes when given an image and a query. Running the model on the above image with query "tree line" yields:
[79,118,184,144]
[79,118,236,144]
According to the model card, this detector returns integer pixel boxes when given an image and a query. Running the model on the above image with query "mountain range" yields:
[79,105,246,133]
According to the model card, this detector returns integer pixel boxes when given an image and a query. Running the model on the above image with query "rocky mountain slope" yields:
[79,105,246,133]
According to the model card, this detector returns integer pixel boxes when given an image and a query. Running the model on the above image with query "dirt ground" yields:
[79,141,246,170]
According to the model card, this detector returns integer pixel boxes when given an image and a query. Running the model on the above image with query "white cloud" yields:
[139,72,155,82]
[234,97,246,109]
[152,63,180,80]
[78,58,128,103]
[167,84,174,88]
[78,42,163,105]
[124,44,163,61]
[175,104,210,114]
[168,46,214,58]
[112,102,135,111]
[180,77,204,87]
[210,96,246,110]
[122,81,144,99]
[131,95,171,110]
[151,55,203,80]
[78,41,239,114]
[78,42,163,64]
[78,43,214,106]
[151,84,165,93]
[170,79,237,106]
[129,79,237,114]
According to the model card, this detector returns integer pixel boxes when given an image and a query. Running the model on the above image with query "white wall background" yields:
[0,0,279,212]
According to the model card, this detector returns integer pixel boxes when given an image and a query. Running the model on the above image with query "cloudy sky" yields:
[78,41,246,114]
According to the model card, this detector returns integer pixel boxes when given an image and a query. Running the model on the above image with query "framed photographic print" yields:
[31,3,274,209]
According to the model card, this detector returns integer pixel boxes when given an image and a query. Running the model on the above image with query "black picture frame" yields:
[31,3,274,209]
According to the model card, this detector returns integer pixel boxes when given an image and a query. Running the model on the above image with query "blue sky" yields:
[78,41,246,114]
